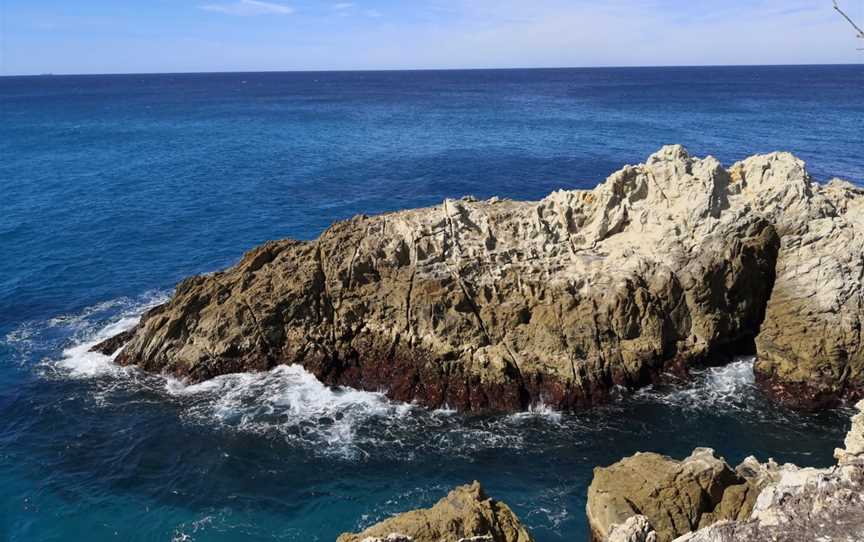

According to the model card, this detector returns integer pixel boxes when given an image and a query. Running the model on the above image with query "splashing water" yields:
[166,366,416,459]
[634,357,759,412]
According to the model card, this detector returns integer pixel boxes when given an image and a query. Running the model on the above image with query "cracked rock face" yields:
[335,482,533,542]
[95,145,862,411]
[586,448,759,542]
[734,156,864,408]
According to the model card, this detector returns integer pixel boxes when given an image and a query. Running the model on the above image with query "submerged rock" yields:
[586,448,758,542]
[336,482,533,542]
[94,146,863,411]
[589,401,864,542]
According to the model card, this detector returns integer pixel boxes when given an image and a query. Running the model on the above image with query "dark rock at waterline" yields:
[92,146,864,412]
[91,328,136,356]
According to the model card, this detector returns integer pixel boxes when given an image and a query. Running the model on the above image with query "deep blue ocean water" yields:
[1,66,862,541]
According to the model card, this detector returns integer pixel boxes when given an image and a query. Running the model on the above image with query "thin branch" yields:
[833,0,864,38]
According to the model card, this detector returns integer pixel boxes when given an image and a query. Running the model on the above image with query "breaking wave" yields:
[4,291,168,377]
[166,365,416,459]
[634,357,758,412]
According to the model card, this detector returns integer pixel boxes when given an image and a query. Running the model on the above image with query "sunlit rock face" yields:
[96,146,862,412]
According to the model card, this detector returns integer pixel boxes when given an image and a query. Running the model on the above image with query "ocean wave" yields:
[3,291,168,373]
[166,364,417,459]
[11,292,581,459]
[509,401,564,423]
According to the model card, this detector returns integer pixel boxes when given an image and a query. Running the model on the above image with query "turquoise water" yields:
[1,66,862,541]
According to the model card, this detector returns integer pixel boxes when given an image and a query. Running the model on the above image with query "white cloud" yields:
[333,2,355,10]
[200,0,294,16]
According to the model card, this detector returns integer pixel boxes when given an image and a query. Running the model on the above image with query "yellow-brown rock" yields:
[586,448,757,542]
[336,482,533,542]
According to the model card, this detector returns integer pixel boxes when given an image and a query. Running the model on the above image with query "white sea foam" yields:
[54,315,141,378]
[509,401,563,423]
[635,356,757,411]
[52,292,168,378]
[168,364,416,458]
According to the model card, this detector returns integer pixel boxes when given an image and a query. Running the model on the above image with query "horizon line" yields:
[2,62,862,78]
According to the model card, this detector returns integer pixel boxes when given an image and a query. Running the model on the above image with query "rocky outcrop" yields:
[335,482,533,542]
[94,146,863,411]
[733,157,864,408]
[589,400,864,542]
[586,448,761,542]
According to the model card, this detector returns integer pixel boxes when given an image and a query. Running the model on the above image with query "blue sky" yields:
[1,0,862,74]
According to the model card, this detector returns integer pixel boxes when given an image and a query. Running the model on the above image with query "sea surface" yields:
[1,66,863,541]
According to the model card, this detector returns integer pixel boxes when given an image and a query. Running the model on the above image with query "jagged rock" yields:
[586,448,757,542]
[672,403,864,541]
[730,155,864,408]
[91,328,136,356]
[608,516,657,542]
[98,146,799,411]
[335,482,533,542]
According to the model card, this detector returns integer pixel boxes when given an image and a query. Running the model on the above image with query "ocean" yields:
[1,66,862,541]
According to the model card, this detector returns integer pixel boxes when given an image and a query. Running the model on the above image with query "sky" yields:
[0,0,862,75]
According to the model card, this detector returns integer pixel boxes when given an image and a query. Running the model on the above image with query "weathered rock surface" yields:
[589,401,864,542]
[731,157,864,408]
[608,516,657,542]
[94,146,863,411]
[586,448,759,542]
[335,482,533,542]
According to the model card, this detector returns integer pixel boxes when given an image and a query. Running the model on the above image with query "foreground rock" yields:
[586,448,761,542]
[342,405,864,542]
[336,482,533,542]
[95,146,863,411]
[589,401,864,542]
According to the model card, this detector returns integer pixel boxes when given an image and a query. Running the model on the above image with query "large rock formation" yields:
[588,400,864,542]
[586,448,761,542]
[336,482,533,542]
[95,146,863,411]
